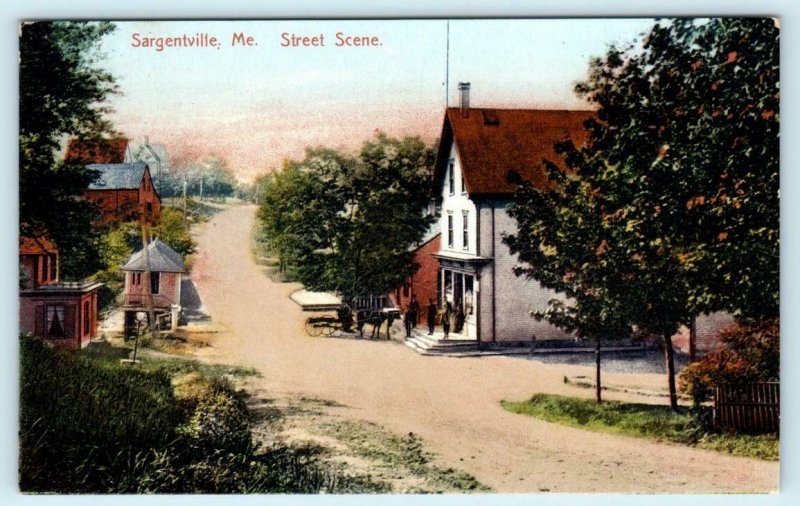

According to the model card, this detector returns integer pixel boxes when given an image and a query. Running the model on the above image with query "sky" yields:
[100,19,656,181]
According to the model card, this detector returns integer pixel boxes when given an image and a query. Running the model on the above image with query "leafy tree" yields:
[258,134,435,298]
[508,18,778,410]
[153,207,196,259]
[19,21,119,279]
[505,169,633,403]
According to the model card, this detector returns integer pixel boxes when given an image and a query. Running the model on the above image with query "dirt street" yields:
[190,204,778,493]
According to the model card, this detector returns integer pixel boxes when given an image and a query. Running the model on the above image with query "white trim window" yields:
[448,160,455,195]
[447,211,454,248]
[462,210,469,250]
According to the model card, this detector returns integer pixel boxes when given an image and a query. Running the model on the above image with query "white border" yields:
[2,2,797,506]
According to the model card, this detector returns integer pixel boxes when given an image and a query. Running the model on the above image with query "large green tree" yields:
[258,134,435,298]
[507,18,779,410]
[19,21,119,278]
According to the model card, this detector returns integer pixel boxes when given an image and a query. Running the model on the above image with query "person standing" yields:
[426,298,437,336]
[404,304,413,338]
[441,300,452,340]
[409,295,420,328]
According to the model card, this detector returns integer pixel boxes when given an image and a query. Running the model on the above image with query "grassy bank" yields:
[501,394,778,461]
[19,336,388,493]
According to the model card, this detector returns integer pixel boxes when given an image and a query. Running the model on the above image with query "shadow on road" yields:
[181,277,210,323]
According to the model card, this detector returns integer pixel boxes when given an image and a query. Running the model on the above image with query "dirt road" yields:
[190,204,778,493]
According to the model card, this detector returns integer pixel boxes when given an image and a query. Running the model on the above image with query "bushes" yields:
[679,318,779,404]
[19,335,181,492]
[19,336,388,493]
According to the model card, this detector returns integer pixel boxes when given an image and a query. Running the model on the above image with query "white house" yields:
[431,92,594,345]
[429,87,733,351]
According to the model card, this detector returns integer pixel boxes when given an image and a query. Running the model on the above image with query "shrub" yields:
[679,318,779,404]
[153,207,196,258]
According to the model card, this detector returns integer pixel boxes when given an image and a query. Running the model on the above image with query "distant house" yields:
[121,238,184,335]
[65,136,133,164]
[83,163,161,226]
[19,236,102,350]
[431,89,593,345]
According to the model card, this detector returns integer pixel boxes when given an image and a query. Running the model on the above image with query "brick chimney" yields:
[458,82,470,118]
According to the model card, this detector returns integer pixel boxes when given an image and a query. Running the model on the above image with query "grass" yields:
[501,394,779,461]
[321,420,490,492]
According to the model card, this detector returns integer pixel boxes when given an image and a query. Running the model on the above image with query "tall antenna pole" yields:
[445,20,450,108]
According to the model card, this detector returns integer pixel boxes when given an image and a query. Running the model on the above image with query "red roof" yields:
[65,137,129,164]
[434,108,593,196]
[20,235,57,255]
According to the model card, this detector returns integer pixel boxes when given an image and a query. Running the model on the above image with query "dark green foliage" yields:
[502,394,778,460]
[679,318,779,403]
[258,134,435,297]
[19,336,181,492]
[19,21,119,279]
[19,336,390,493]
[153,207,196,258]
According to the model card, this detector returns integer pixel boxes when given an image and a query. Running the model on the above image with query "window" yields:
[448,160,455,195]
[132,272,142,286]
[464,275,474,315]
[46,304,66,338]
[150,272,160,294]
[461,172,466,194]
[447,212,454,248]
[462,210,469,249]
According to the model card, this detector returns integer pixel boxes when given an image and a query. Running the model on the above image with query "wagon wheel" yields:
[305,317,323,337]
[321,320,336,337]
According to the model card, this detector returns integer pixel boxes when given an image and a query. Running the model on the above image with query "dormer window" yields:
[461,172,466,194]
[448,160,455,195]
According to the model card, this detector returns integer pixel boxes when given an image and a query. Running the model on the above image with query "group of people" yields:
[404,295,465,340]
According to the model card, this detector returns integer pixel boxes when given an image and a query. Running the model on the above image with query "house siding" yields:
[20,291,98,350]
[477,200,572,343]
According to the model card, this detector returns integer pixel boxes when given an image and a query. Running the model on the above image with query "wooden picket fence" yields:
[714,382,779,433]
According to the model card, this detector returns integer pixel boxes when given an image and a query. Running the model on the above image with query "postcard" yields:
[17,18,779,494]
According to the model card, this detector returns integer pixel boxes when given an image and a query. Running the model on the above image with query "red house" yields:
[83,163,161,226]
[393,232,441,312]
[19,236,102,350]
[121,238,185,335]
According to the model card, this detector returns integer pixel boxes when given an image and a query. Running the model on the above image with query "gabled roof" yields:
[19,235,57,255]
[65,137,130,164]
[87,163,149,190]
[122,238,185,273]
[433,108,593,197]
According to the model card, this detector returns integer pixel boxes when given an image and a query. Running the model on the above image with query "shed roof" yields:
[122,238,185,273]
[433,108,593,197]
[19,235,57,255]
[65,137,129,164]
[87,163,149,190]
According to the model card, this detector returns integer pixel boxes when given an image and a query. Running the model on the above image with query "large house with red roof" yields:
[423,86,731,352]
[429,101,593,345]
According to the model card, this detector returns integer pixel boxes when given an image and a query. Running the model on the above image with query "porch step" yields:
[404,330,479,356]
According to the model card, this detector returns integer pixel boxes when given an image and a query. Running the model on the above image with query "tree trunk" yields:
[595,337,602,403]
[663,332,678,411]
[688,315,697,362]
